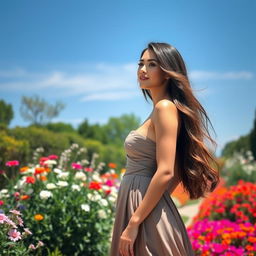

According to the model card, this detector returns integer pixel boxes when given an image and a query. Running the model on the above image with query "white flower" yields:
[0,189,8,194]
[53,168,63,174]
[92,173,101,182]
[81,204,90,212]
[74,171,87,181]
[39,190,53,200]
[87,193,101,202]
[93,194,102,201]
[87,193,93,200]
[44,160,57,166]
[99,198,108,207]
[57,172,69,180]
[108,196,117,203]
[71,184,81,191]
[101,185,109,191]
[56,181,68,187]
[98,209,107,219]
[109,169,116,174]
[26,168,35,175]
[46,183,57,190]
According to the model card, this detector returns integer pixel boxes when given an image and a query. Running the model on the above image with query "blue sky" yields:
[0,0,255,157]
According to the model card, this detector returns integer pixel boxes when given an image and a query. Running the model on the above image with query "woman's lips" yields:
[139,76,149,80]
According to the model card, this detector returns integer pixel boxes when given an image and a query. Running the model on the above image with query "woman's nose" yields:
[140,64,147,73]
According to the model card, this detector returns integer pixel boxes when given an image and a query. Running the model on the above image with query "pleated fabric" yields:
[109,130,195,256]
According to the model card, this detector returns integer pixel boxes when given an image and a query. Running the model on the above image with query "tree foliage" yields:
[250,109,256,159]
[20,95,65,125]
[0,99,14,126]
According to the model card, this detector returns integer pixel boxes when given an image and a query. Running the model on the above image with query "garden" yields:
[1,146,256,255]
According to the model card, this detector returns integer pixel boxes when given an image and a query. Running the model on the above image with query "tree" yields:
[45,122,75,133]
[20,95,65,125]
[103,113,140,145]
[78,118,107,142]
[78,113,140,145]
[0,99,14,126]
[250,109,256,159]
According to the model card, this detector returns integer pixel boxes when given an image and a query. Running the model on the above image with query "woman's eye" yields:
[138,62,143,66]
[149,62,156,67]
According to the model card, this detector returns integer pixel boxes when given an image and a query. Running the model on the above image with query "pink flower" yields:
[5,160,19,167]
[0,213,7,224]
[0,200,4,206]
[71,163,82,170]
[48,154,58,160]
[13,192,20,198]
[9,209,22,216]
[28,244,36,250]
[4,218,18,228]
[8,228,22,242]
[36,240,44,248]
[17,216,24,226]
[39,157,49,166]
[84,167,93,172]
[23,227,32,235]
[105,179,114,187]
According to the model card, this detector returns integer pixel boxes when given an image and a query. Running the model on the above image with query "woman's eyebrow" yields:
[139,58,158,62]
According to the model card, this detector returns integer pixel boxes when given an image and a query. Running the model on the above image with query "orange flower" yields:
[108,162,117,169]
[248,236,256,243]
[20,195,30,200]
[34,214,44,221]
[35,167,45,175]
[45,167,51,173]
[20,166,29,173]
[40,176,47,181]
[245,245,254,251]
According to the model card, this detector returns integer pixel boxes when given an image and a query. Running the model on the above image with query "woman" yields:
[110,42,220,256]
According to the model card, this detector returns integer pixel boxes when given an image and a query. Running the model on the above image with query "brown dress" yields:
[109,130,195,256]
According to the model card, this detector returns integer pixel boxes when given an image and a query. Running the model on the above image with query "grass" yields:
[181,215,189,224]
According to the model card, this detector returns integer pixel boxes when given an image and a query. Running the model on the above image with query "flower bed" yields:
[187,180,256,255]
[0,144,120,255]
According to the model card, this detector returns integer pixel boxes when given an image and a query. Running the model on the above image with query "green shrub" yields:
[0,144,120,255]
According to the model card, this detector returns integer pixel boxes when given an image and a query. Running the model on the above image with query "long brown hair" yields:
[140,42,220,199]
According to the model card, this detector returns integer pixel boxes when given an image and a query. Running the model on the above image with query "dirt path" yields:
[177,198,203,227]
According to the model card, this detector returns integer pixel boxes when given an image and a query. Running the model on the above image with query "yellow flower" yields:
[34,214,44,221]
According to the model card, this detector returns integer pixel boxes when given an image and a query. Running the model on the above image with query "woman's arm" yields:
[128,99,179,227]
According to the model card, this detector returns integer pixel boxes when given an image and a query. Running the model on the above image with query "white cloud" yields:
[0,63,139,101]
[81,90,140,101]
[189,70,254,80]
[0,63,253,101]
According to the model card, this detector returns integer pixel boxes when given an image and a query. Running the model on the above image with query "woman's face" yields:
[137,49,167,89]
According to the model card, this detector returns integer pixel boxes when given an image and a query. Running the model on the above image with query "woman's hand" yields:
[119,223,139,256]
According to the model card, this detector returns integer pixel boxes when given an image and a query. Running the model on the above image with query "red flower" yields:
[84,167,93,172]
[13,192,20,198]
[48,155,58,160]
[0,200,4,206]
[104,189,111,195]
[108,162,117,169]
[39,157,49,166]
[89,181,102,190]
[5,160,19,167]
[34,167,45,175]
[71,163,82,170]
[26,176,36,184]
